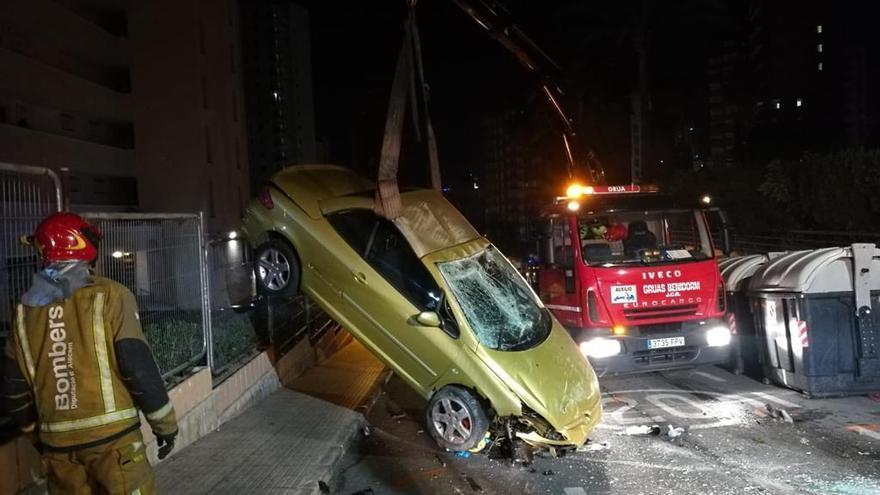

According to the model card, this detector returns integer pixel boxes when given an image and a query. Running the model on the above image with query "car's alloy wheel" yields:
[257,248,290,291]
[426,386,489,451]
[254,239,300,296]
[431,397,473,445]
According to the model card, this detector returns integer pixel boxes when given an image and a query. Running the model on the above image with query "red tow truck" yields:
[535,184,732,376]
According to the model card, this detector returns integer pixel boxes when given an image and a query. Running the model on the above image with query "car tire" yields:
[425,386,489,452]
[254,239,300,297]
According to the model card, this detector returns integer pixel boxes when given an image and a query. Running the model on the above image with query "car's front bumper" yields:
[516,397,603,448]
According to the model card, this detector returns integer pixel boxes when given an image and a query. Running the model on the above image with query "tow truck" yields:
[452,2,732,374]
[535,185,732,375]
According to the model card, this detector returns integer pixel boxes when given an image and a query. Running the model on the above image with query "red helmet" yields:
[32,213,102,264]
[607,223,628,241]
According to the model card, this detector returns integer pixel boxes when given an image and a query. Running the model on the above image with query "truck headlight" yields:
[579,338,622,358]
[706,326,731,347]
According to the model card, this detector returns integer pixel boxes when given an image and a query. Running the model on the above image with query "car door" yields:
[326,208,455,394]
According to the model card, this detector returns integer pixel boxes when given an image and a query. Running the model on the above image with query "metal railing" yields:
[260,293,337,358]
[207,237,262,376]
[731,230,880,254]
[0,163,62,338]
[207,237,339,374]
[84,213,210,379]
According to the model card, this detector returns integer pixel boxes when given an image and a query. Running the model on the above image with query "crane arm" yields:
[450,0,605,183]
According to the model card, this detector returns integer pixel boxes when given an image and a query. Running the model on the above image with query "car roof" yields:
[321,188,481,258]
[270,164,374,219]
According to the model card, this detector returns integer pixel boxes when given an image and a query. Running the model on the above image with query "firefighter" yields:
[2,212,178,494]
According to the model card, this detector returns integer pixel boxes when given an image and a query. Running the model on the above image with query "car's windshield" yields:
[578,210,713,266]
[437,246,551,351]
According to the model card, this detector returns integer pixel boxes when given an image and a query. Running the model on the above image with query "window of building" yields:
[796,98,803,108]
[208,180,216,218]
[235,137,241,169]
[818,62,824,71]
[817,25,823,34]
[89,121,102,138]
[201,76,208,109]
[205,127,213,163]
[817,43,823,53]
[60,113,75,132]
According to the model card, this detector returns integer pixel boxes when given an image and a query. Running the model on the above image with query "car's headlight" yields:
[579,338,622,358]
[706,326,731,347]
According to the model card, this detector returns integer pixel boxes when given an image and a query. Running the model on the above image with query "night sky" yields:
[298,1,741,186]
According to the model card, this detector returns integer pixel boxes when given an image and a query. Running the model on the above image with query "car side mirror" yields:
[416,311,442,327]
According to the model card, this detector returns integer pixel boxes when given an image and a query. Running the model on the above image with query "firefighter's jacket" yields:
[2,276,177,451]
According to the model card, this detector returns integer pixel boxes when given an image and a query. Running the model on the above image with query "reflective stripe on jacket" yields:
[10,276,175,449]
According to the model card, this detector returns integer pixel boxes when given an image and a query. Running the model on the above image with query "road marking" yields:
[846,424,880,441]
[580,458,714,472]
[646,393,714,419]
[694,370,726,382]
[564,488,587,495]
[751,391,801,409]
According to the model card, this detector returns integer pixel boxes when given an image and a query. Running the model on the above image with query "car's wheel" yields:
[425,386,489,451]
[254,239,300,297]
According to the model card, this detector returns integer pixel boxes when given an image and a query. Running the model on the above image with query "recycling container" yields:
[748,244,880,397]
[718,254,769,375]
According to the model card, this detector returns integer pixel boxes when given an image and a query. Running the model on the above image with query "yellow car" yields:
[242,165,601,453]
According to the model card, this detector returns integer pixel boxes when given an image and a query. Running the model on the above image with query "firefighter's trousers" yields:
[43,430,155,495]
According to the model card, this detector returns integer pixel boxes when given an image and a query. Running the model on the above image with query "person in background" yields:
[2,212,177,494]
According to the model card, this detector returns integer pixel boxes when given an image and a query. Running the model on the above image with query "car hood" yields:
[472,320,601,444]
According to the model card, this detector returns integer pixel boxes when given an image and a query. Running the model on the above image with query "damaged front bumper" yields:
[511,399,603,449]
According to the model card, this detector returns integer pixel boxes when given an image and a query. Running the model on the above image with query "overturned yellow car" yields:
[242,165,601,452]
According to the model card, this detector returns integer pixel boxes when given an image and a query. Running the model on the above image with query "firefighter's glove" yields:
[155,431,177,460]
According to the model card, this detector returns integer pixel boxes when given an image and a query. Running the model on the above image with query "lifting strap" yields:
[374,4,441,220]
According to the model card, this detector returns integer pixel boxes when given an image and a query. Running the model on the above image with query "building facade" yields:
[0,0,253,232]
[0,0,136,209]
[705,1,879,169]
[240,0,316,195]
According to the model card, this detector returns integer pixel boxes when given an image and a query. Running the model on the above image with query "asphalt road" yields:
[337,366,880,495]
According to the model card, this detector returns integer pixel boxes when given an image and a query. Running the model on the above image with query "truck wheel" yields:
[426,386,489,452]
[254,239,300,297]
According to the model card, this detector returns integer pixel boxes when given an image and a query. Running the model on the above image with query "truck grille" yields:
[633,346,697,366]
[623,304,698,321]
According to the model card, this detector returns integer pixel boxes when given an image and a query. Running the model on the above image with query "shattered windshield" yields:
[437,246,551,351]
[578,210,713,266]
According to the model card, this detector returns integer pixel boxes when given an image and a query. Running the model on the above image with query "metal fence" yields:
[731,230,880,254]
[208,237,263,376]
[261,293,338,357]
[0,163,62,338]
[207,237,339,372]
[84,213,210,379]
[0,161,339,384]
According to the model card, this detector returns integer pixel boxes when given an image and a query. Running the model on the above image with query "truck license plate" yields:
[647,336,685,349]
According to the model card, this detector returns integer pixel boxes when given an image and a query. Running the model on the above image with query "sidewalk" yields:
[156,339,387,494]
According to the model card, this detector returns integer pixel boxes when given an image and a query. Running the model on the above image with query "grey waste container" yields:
[748,244,880,397]
[719,254,769,375]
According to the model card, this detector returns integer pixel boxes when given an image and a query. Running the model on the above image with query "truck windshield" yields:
[437,246,551,351]
[578,210,713,266]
